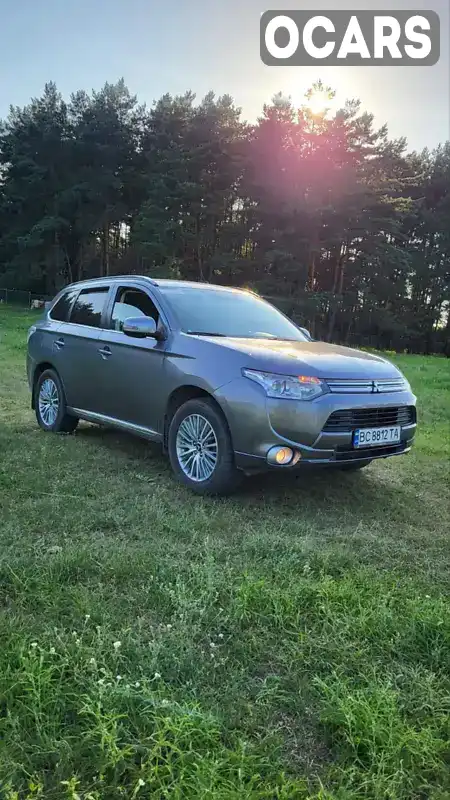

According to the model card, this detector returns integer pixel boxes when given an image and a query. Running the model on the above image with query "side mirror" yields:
[122,317,161,339]
[299,326,313,341]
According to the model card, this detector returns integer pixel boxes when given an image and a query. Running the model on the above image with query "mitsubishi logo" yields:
[372,381,380,393]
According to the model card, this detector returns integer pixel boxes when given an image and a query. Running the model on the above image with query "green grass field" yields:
[0,305,449,800]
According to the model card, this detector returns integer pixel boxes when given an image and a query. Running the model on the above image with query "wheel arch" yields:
[163,385,230,451]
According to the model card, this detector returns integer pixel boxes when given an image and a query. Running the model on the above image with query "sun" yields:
[305,88,330,115]
[303,80,336,115]
[283,76,344,117]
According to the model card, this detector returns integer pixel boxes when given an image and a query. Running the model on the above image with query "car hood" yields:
[207,337,402,380]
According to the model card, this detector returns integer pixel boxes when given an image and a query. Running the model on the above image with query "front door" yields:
[96,284,167,434]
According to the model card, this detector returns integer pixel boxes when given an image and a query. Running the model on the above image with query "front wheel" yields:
[168,398,241,495]
[35,369,79,433]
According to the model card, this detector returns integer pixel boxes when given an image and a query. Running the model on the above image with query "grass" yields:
[0,304,449,799]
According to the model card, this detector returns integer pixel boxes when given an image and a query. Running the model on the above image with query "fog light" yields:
[267,446,294,466]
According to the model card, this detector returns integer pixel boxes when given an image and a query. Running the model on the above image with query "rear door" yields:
[96,283,168,433]
[29,288,79,390]
[53,285,110,413]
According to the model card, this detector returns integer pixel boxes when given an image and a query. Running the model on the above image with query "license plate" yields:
[353,426,401,448]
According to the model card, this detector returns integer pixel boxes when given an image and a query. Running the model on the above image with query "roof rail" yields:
[67,274,159,287]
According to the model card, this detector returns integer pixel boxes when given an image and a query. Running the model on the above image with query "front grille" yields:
[326,378,407,394]
[323,406,416,433]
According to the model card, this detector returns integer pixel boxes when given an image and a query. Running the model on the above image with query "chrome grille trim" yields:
[326,378,407,394]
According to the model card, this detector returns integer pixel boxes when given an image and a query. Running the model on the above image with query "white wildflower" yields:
[166,624,172,630]
[49,647,56,655]
[113,640,121,651]
[89,657,96,665]
[135,681,140,688]
[138,778,145,787]
[98,678,105,686]
[154,672,161,679]
[116,675,122,682]
[218,633,224,639]
[30,642,38,648]
[210,641,216,648]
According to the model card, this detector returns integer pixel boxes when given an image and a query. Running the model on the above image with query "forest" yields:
[0,79,448,354]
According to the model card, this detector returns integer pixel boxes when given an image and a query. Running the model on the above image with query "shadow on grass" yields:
[73,421,420,520]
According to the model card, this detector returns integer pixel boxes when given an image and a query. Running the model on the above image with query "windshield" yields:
[159,285,308,341]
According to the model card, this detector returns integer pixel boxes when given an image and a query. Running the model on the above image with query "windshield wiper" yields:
[186,330,227,337]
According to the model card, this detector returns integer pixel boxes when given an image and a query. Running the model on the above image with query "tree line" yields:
[0,79,449,354]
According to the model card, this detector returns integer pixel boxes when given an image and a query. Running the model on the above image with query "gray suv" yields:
[27,276,417,494]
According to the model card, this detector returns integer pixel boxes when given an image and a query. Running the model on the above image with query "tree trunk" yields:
[344,316,353,345]
[308,235,319,291]
[62,247,73,284]
[327,240,349,342]
[196,215,204,280]
[102,222,110,276]
[443,310,450,358]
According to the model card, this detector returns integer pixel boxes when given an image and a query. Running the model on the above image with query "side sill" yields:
[68,407,163,443]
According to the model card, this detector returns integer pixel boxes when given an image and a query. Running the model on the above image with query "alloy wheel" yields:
[38,378,60,427]
[176,413,218,482]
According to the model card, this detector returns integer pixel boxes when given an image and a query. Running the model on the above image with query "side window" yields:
[49,288,78,322]
[69,288,109,328]
[111,287,159,332]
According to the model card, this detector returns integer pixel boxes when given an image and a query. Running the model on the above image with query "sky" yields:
[0,0,448,152]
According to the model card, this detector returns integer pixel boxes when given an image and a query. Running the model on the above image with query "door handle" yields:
[54,337,65,350]
[98,346,112,359]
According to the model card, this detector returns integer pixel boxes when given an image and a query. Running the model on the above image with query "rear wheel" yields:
[168,398,241,495]
[35,369,79,433]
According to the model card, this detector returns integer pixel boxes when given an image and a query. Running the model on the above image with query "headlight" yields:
[242,369,327,400]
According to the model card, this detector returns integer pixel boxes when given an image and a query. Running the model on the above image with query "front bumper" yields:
[233,439,415,472]
[214,377,417,472]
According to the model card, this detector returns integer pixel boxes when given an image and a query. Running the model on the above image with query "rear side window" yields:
[69,288,109,328]
[49,288,78,322]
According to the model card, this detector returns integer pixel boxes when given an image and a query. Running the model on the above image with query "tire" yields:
[168,398,241,495]
[337,460,372,471]
[35,368,79,434]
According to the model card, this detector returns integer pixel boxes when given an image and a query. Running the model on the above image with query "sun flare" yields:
[305,89,329,115]
[304,82,335,115]
[283,76,341,117]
